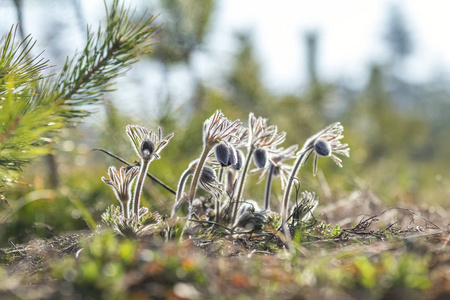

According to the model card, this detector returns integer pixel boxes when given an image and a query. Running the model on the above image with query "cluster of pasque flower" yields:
[101,110,349,235]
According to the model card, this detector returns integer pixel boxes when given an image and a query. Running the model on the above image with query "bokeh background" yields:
[1,0,449,246]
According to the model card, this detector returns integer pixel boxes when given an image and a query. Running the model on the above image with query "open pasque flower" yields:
[231,113,286,224]
[126,124,174,220]
[298,122,350,176]
[126,125,174,161]
[248,112,286,151]
[282,122,349,223]
[188,110,241,206]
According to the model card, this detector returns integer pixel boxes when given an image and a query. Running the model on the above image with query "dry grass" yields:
[1,189,449,300]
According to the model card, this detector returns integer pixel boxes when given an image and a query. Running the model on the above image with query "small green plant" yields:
[51,232,138,299]
[100,110,349,243]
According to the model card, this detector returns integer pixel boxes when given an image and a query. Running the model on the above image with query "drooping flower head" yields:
[102,166,139,202]
[281,123,349,223]
[214,141,238,168]
[199,166,223,199]
[202,110,242,147]
[299,122,350,176]
[126,125,174,161]
[213,125,248,168]
[188,111,239,206]
[253,148,267,168]
[232,149,244,170]
[254,144,298,189]
[233,200,266,231]
[176,155,223,206]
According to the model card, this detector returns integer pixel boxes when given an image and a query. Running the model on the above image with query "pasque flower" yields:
[172,157,223,218]
[188,110,241,206]
[251,144,298,210]
[300,122,350,176]
[214,141,238,168]
[199,166,223,199]
[202,110,241,147]
[281,122,349,223]
[102,166,139,219]
[126,125,174,220]
[126,125,174,161]
[253,148,267,169]
[231,113,286,224]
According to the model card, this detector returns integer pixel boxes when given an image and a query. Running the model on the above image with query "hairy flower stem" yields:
[264,164,275,210]
[282,151,309,223]
[122,200,129,219]
[231,147,254,225]
[133,159,150,220]
[188,144,212,206]
[171,168,192,217]
[215,167,225,223]
[94,148,176,195]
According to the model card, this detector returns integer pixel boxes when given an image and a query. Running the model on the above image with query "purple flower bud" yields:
[232,149,244,170]
[201,166,217,185]
[227,145,238,166]
[215,142,238,168]
[253,148,267,168]
[214,142,230,167]
[140,138,154,160]
[272,164,280,177]
[314,138,331,157]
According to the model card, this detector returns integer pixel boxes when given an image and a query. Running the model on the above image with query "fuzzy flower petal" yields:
[202,110,242,146]
[297,122,350,176]
[102,166,139,202]
[248,113,286,150]
[126,125,174,161]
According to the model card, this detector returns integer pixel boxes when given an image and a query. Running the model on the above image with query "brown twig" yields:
[188,219,235,234]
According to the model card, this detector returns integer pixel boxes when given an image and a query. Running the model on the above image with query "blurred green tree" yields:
[227,32,268,115]
[150,0,215,112]
[384,4,413,65]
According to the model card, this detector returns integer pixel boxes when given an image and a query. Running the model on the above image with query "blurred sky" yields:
[1,0,450,95]
[211,0,450,93]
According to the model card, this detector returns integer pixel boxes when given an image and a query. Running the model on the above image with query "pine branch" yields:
[0,26,60,188]
[37,0,159,120]
[0,0,159,195]
[0,24,49,88]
